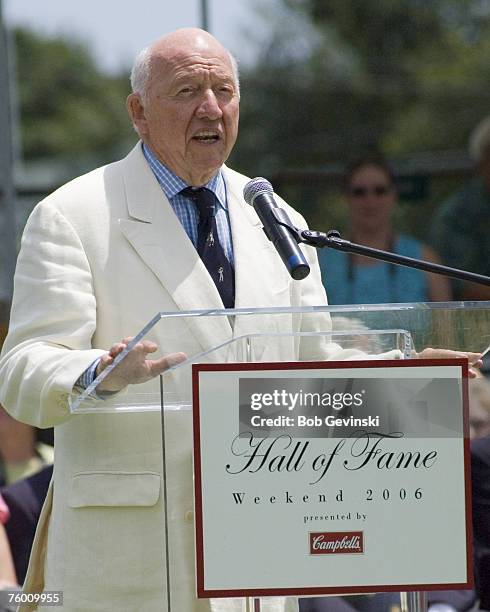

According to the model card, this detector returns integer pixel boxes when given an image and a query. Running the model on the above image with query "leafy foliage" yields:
[231,0,490,172]
[14,28,135,166]
[227,0,490,233]
[11,4,490,233]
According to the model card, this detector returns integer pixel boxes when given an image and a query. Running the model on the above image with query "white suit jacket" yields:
[0,144,349,612]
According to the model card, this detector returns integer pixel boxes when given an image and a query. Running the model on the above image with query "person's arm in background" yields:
[421,244,453,302]
[460,281,490,301]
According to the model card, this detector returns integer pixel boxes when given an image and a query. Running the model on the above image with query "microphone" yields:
[243,177,310,280]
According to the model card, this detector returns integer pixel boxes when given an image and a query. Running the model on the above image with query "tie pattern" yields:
[181,187,235,308]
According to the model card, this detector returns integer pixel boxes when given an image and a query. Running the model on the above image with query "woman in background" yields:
[319,154,452,304]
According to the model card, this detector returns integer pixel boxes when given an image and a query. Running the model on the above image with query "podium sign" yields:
[192,359,472,598]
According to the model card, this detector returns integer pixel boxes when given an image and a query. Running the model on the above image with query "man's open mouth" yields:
[193,131,220,143]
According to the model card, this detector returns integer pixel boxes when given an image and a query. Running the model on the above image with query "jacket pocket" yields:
[68,471,161,508]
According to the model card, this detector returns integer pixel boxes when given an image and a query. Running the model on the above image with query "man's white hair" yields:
[469,116,490,163]
[130,46,152,101]
[129,45,240,101]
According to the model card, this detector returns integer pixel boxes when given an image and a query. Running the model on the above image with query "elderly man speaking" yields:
[0,28,481,612]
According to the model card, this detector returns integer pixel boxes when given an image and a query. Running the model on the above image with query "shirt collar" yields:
[142,142,227,210]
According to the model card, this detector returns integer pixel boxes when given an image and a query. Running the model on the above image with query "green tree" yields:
[14,28,135,168]
[229,0,490,231]
[232,0,490,170]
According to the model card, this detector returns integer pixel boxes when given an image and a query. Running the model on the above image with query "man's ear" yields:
[127,93,148,136]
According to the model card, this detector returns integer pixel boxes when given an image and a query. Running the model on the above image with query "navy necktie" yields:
[181,187,235,309]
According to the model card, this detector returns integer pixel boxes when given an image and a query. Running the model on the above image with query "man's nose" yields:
[196,89,223,119]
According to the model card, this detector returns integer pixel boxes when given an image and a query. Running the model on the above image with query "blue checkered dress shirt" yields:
[142,143,234,264]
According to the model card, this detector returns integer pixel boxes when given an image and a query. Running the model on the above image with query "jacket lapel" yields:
[118,144,232,354]
[225,169,293,360]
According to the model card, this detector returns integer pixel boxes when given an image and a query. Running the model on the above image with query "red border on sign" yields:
[192,358,472,598]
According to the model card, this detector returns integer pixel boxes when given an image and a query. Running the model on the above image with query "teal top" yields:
[318,234,428,304]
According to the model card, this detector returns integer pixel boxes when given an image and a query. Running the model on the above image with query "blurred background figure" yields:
[469,377,490,440]
[431,116,490,301]
[299,590,476,611]
[0,404,53,592]
[0,520,18,612]
[467,377,490,609]
[0,464,53,588]
[0,405,53,487]
[318,154,452,305]
[471,432,490,611]
[0,521,16,588]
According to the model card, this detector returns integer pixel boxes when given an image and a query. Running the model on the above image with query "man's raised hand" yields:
[95,337,187,393]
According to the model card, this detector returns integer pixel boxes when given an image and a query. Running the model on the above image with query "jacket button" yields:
[184,510,194,523]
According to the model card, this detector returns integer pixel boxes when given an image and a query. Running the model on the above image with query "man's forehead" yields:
[159,48,229,67]
[152,49,233,81]
[151,30,229,65]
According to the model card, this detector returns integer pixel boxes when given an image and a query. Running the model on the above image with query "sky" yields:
[3,0,275,74]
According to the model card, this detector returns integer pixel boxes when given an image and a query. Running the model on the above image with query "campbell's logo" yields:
[309,531,364,555]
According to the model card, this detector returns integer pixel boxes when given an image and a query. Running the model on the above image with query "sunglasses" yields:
[349,185,392,198]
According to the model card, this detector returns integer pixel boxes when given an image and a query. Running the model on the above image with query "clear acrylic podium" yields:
[70,301,490,612]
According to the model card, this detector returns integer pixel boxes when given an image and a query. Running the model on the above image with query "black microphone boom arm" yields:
[299,228,490,287]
